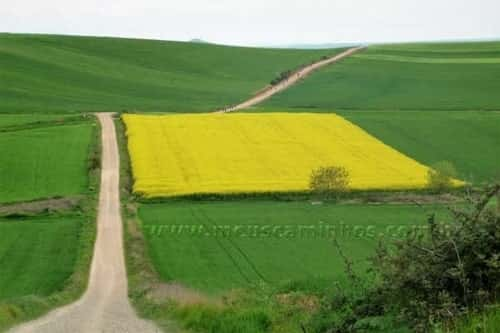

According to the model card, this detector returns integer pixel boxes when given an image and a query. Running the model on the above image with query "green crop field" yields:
[0,215,82,300]
[263,42,500,110]
[340,111,500,183]
[0,34,343,114]
[0,123,94,203]
[139,201,448,293]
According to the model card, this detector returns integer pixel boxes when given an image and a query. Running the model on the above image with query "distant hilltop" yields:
[189,38,210,44]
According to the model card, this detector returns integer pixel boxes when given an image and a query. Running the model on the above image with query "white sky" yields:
[1,0,500,47]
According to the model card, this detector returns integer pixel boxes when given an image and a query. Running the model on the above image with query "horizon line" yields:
[1,31,500,49]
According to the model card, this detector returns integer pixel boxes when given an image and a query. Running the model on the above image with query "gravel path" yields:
[9,113,160,333]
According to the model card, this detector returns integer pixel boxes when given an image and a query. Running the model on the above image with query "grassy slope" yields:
[0,122,94,203]
[339,111,500,183]
[263,42,500,110]
[0,34,342,114]
[139,201,447,293]
[0,216,81,300]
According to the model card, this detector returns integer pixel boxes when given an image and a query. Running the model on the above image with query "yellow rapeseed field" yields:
[123,113,459,197]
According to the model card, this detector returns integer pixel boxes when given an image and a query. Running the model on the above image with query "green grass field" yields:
[0,215,81,300]
[0,34,343,114]
[0,122,94,203]
[263,42,500,110]
[139,201,447,293]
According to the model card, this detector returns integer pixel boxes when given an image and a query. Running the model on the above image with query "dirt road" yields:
[216,46,365,113]
[9,113,159,333]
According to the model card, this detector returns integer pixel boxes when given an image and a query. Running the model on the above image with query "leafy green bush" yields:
[373,185,500,332]
[305,283,411,333]
[270,70,293,85]
[307,185,500,333]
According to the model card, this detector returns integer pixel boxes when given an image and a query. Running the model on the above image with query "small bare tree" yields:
[427,161,458,193]
[309,166,350,199]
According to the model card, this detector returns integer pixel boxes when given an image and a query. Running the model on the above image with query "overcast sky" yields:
[1,0,500,47]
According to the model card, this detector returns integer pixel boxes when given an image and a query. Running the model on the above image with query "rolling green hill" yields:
[0,34,342,114]
[263,42,500,110]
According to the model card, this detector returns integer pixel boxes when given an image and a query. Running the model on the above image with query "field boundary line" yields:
[215,46,365,113]
[0,119,91,134]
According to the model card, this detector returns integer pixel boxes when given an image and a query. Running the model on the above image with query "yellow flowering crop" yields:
[123,113,460,197]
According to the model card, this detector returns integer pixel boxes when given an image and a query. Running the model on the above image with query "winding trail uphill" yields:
[216,46,365,113]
